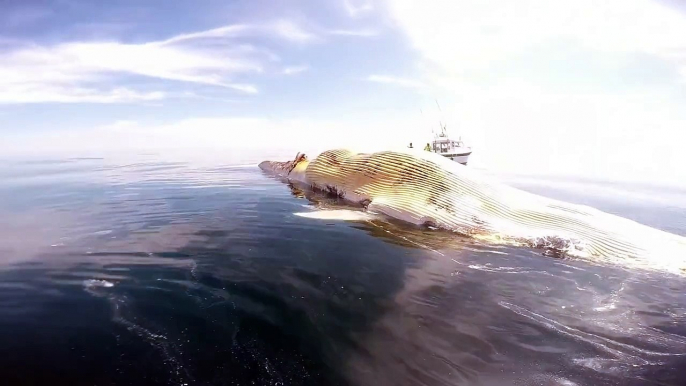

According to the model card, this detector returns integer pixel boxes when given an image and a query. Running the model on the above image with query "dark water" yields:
[1,154,685,386]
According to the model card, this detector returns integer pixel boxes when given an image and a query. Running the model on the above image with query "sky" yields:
[1,0,686,186]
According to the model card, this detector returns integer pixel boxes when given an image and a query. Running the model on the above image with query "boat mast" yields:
[435,99,447,138]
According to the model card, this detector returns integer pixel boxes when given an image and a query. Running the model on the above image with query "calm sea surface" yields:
[1,153,685,386]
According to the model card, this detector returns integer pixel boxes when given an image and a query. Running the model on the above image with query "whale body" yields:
[259,148,686,275]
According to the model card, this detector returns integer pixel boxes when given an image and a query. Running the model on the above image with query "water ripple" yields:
[0,155,684,385]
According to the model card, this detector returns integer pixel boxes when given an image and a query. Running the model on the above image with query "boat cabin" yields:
[432,137,465,155]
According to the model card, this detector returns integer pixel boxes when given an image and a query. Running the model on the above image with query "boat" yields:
[429,122,472,165]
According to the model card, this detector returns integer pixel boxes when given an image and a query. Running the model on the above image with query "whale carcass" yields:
[259,148,686,275]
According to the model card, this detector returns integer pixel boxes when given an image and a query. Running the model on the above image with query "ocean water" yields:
[1,153,685,386]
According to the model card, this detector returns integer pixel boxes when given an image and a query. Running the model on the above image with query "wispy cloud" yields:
[343,0,374,17]
[282,65,310,75]
[366,75,426,89]
[0,19,319,104]
[160,20,320,45]
[271,20,320,43]
[379,0,686,182]
[4,113,427,159]
[155,24,254,45]
[385,0,686,81]
[0,86,164,104]
[327,29,378,37]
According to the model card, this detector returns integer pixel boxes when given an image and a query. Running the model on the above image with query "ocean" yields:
[1,153,685,386]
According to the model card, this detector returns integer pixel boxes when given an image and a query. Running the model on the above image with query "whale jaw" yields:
[258,160,280,174]
[259,153,312,185]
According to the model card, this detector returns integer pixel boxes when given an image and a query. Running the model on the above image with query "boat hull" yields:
[440,152,471,165]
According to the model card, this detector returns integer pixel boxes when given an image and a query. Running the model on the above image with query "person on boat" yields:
[424,143,431,151]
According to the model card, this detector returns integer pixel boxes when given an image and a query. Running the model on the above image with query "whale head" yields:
[259,152,307,175]
[259,152,311,185]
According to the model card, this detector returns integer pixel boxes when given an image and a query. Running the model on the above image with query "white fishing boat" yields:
[410,101,472,165]
[429,122,472,165]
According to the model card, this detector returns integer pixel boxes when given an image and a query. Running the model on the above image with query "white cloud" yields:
[155,24,254,45]
[327,29,379,37]
[0,86,164,104]
[343,0,374,17]
[159,20,319,45]
[379,0,686,184]
[271,20,319,43]
[366,74,425,89]
[3,113,425,160]
[222,84,259,94]
[282,65,310,75]
[385,0,686,72]
[0,19,320,104]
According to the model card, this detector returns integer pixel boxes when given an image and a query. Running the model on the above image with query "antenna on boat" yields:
[434,99,447,136]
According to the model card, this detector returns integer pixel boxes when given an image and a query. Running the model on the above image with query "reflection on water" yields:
[0,155,685,385]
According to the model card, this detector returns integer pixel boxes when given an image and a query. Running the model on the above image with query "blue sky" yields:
[2,0,686,185]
